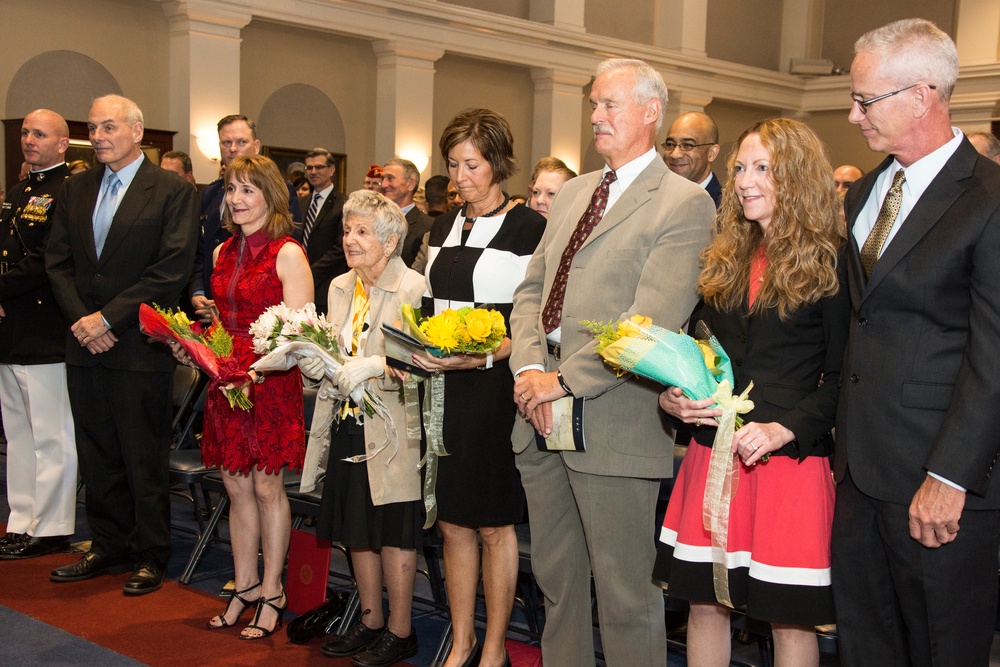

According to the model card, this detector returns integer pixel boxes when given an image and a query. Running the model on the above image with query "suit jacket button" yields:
[850,373,859,383]
[94,273,101,279]
[857,318,868,327]
[735,358,743,367]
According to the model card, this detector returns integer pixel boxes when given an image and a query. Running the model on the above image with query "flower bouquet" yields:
[390,303,507,528]
[138,303,251,410]
[582,314,753,609]
[247,302,395,460]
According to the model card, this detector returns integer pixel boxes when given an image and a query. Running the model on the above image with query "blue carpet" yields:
[0,604,146,667]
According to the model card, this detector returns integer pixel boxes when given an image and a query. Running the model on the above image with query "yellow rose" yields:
[695,339,721,374]
[464,309,493,342]
[490,310,507,336]
[617,313,652,338]
[421,309,461,350]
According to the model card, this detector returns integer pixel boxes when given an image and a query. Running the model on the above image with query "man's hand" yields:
[908,475,966,548]
[191,294,217,323]
[513,369,565,423]
[527,401,554,436]
[72,312,116,354]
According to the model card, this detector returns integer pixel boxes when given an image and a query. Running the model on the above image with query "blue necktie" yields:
[303,192,321,249]
[93,172,121,257]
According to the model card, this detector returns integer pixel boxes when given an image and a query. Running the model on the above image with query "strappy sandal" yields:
[207,581,261,629]
[240,589,287,640]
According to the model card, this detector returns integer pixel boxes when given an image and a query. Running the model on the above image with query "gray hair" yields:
[595,58,668,131]
[968,131,1000,159]
[384,158,421,191]
[93,94,143,126]
[342,189,408,258]
[854,18,959,101]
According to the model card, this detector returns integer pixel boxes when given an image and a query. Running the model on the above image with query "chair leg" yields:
[430,620,453,667]
[179,492,229,585]
[335,586,361,635]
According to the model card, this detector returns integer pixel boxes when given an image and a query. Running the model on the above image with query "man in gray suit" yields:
[833,19,1000,666]
[510,58,714,666]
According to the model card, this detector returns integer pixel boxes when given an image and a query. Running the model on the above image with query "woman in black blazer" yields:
[653,118,849,667]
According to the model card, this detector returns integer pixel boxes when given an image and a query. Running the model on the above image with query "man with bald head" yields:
[46,95,198,594]
[0,110,78,560]
[968,131,1000,165]
[662,111,722,206]
[833,164,864,194]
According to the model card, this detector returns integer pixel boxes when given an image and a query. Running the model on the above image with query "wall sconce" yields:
[195,133,221,162]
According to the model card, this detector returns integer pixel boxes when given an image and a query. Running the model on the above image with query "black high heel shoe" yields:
[240,589,287,640]
[207,581,261,629]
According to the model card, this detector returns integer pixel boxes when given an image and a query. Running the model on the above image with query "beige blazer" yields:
[300,256,427,505]
[509,157,715,478]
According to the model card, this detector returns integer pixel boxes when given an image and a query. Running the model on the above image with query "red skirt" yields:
[654,442,835,625]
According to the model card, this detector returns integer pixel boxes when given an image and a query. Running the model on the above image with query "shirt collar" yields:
[603,147,658,192]
[103,153,144,189]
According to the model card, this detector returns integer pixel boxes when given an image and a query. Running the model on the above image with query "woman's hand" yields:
[167,340,197,369]
[731,421,794,466]
[658,386,722,427]
[411,350,487,373]
[387,366,411,383]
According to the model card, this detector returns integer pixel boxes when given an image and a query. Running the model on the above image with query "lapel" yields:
[860,144,974,303]
[97,158,153,266]
[844,157,888,307]
[78,168,103,262]
[328,258,407,339]
[578,159,661,253]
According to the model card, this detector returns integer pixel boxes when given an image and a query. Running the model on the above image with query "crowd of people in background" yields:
[2,15,1000,667]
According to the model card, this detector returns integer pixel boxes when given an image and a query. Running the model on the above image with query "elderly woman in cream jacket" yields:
[298,190,426,665]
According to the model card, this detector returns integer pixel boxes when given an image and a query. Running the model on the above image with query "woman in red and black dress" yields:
[654,118,849,667]
[199,155,313,639]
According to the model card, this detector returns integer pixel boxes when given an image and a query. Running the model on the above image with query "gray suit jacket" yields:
[836,139,1000,508]
[510,157,715,478]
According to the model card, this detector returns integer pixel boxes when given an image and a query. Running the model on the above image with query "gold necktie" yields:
[860,169,906,278]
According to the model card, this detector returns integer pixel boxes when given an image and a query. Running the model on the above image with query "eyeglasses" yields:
[850,83,937,115]
[305,164,332,171]
[661,140,715,152]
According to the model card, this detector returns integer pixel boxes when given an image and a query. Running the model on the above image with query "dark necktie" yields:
[303,192,321,249]
[541,170,617,333]
[860,169,906,278]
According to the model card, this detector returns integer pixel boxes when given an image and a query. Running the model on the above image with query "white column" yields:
[372,40,444,180]
[663,90,714,129]
[956,0,1000,66]
[778,0,824,73]
[653,0,708,56]
[530,67,592,175]
[529,0,586,32]
[161,1,251,183]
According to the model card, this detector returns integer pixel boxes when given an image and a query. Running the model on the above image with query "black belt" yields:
[547,342,561,360]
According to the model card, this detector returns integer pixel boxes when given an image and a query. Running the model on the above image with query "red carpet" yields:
[0,550,412,667]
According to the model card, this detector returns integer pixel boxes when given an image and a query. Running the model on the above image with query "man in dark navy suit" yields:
[46,95,198,595]
[833,19,1000,666]
[661,111,722,207]
[188,114,301,321]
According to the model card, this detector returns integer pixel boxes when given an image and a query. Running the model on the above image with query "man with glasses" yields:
[833,18,1000,666]
[833,164,863,194]
[301,148,347,313]
[661,111,722,206]
[188,114,302,322]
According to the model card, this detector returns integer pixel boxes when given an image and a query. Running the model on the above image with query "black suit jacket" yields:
[402,206,434,268]
[189,176,301,299]
[705,172,722,208]
[682,253,850,459]
[303,188,348,311]
[836,139,1000,508]
[45,158,199,372]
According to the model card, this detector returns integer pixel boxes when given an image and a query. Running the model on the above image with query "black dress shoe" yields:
[0,535,69,560]
[0,532,25,549]
[322,617,384,657]
[123,559,164,596]
[351,627,418,667]
[50,551,130,582]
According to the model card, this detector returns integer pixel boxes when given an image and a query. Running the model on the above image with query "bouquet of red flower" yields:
[138,303,252,410]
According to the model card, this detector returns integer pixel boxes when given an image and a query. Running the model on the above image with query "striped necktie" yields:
[303,192,321,249]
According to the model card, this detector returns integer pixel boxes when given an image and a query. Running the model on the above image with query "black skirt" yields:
[316,416,423,550]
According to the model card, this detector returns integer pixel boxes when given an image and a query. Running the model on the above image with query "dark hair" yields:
[305,147,334,166]
[161,150,192,173]
[424,175,449,205]
[439,109,518,184]
[292,175,313,195]
[217,114,257,140]
[222,155,294,239]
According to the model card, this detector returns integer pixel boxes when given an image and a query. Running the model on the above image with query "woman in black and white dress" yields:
[413,109,545,667]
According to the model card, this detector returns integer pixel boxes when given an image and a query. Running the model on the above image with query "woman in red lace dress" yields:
[196,155,313,639]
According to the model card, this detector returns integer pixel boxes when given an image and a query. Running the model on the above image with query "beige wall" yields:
[432,55,536,195]
[707,0,783,71]
[586,0,655,47]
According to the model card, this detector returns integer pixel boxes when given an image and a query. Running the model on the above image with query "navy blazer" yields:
[836,139,1000,507]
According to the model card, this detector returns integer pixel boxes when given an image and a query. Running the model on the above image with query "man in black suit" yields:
[661,111,722,207]
[45,94,198,595]
[381,158,433,268]
[300,148,347,312]
[833,19,1000,666]
[0,109,77,560]
[188,114,301,322]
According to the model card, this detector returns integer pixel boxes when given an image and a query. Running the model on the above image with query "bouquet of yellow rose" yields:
[583,314,753,609]
[399,303,506,356]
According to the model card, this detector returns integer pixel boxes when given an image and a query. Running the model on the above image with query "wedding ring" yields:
[751,444,759,452]
[520,393,527,401]
[695,418,702,427]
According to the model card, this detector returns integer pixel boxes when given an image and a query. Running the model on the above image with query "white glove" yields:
[296,355,326,381]
[333,356,385,396]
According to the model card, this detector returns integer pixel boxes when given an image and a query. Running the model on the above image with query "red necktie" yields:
[541,170,617,333]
